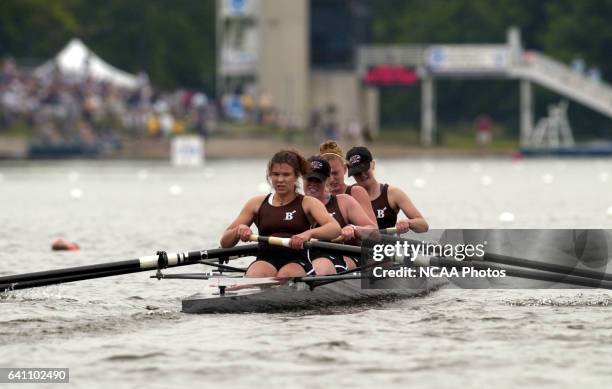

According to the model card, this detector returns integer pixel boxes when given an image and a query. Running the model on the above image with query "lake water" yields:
[1,158,612,388]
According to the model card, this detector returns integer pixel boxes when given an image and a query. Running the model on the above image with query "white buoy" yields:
[137,169,149,181]
[498,212,515,223]
[169,185,183,196]
[257,182,271,193]
[542,173,554,184]
[607,206,612,218]
[599,172,609,183]
[70,188,83,199]
[68,172,79,182]
[413,177,426,189]
[480,175,493,187]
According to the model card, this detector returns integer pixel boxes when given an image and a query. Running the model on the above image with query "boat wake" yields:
[505,292,612,307]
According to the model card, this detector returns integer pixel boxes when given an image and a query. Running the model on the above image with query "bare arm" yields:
[349,185,377,224]
[219,196,264,248]
[301,196,341,241]
[338,194,378,241]
[388,186,429,233]
[339,195,377,229]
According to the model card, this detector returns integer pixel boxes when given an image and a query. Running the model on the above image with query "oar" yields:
[375,234,612,282]
[476,251,612,282]
[0,244,258,291]
[414,255,612,290]
[164,274,375,292]
[380,227,399,235]
[249,234,362,256]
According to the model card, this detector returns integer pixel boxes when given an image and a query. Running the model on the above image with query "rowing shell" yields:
[181,273,446,314]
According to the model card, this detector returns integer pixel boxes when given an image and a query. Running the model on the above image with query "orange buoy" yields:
[52,238,80,251]
[511,151,523,161]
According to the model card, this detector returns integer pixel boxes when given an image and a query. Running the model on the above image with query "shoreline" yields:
[0,135,515,160]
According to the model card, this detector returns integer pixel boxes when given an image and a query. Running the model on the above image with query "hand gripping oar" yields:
[0,244,258,291]
[248,234,362,257]
[379,227,399,235]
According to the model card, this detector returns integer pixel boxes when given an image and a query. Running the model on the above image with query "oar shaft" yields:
[481,252,612,282]
[0,244,258,289]
[297,274,367,282]
[0,268,140,291]
[416,256,612,289]
[306,240,362,255]
[0,259,142,284]
[379,234,612,282]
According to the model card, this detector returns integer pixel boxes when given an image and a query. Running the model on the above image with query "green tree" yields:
[68,0,216,90]
[0,0,78,60]
[0,0,216,91]
[371,0,612,138]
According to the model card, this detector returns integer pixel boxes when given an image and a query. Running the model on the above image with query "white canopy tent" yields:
[35,38,143,89]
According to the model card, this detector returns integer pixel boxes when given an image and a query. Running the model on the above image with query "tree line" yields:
[1,0,610,138]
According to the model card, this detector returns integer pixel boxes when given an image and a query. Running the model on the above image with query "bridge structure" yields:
[357,29,612,148]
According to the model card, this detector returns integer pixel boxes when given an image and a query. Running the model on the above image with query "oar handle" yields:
[249,234,291,247]
[312,236,345,243]
[380,227,398,234]
[249,234,348,245]
[249,234,363,256]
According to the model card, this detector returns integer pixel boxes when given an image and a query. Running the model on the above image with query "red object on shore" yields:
[511,151,523,161]
[363,65,418,86]
[52,238,80,251]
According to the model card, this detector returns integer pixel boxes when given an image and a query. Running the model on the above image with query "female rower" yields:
[319,141,376,224]
[220,150,341,278]
[345,146,428,233]
[305,155,377,274]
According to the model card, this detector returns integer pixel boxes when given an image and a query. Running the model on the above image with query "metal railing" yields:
[356,45,425,75]
[511,51,612,117]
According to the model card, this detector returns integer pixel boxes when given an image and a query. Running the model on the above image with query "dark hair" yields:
[267,150,309,190]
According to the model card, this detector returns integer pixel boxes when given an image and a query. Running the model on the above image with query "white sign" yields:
[221,49,257,75]
[220,0,258,17]
[171,136,204,166]
[425,45,509,74]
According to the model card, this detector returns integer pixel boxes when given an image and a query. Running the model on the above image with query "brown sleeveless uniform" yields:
[311,194,357,272]
[253,194,313,273]
[325,194,347,227]
[348,184,397,229]
[371,184,397,229]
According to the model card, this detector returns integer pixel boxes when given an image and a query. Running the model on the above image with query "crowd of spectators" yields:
[1,57,369,150]
[0,57,213,147]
